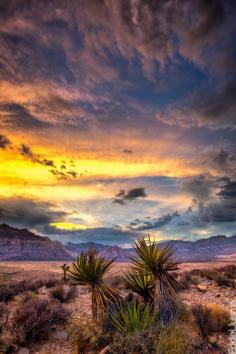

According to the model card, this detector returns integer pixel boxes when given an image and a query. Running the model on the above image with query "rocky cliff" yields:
[0,224,71,260]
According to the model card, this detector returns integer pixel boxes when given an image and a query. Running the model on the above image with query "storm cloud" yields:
[0,133,10,149]
[113,187,147,205]
[0,197,67,231]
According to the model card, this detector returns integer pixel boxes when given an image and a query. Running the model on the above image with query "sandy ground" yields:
[0,260,236,282]
[0,261,236,354]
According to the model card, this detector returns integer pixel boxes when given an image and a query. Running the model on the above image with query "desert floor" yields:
[1,260,236,354]
[0,260,236,281]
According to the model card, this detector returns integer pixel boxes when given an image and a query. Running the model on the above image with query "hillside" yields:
[0,224,71,261]
[1,223,236,261]
[66,235,236,262]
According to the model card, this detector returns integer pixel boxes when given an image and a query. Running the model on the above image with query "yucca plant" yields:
[130,236,181,321]
[67,249,121,321]
[111,301,156,335]
[61,263,69,284]
[124,270,155,304]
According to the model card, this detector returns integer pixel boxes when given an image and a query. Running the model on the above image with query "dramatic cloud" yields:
[19,144,55,167]
[113,187,147,205]
[0,197,67,231]
[129,211,179,231]
[0,0,235,244]
[0,133,10,149]
[18,143,77,180]
[0,103,51,130]
[181,174,216,201]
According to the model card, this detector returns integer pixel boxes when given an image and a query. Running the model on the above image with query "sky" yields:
[0,0,236,246]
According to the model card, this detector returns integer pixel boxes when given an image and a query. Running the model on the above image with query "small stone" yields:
[52,330,68,340]
[17,348,30,354]
[197,284,207,293]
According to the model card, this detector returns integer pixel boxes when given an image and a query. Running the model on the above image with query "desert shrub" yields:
[50,285,77,303]
[70,323,110,354]
[0,302,8,331]
[108,329,158,354]
[179,271,200,289]
[10,297,69,344]
[178,303,193,322]
[215,274,235,288]
[199,270,217,281]
[218,265,236,279]
[192,303,230,339]
[21,291,38,304]
[42,278,61,288]
[207,304,230,333]
[0,284,15,302]
[190,275,200,285]
[0,278,61,302]
[0,339,15,354]
[154,322,193,354]
[108,322,193,354]
[179,272,190,290]
[192,304,217,338]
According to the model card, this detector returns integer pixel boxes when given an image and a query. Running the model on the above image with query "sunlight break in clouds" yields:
[0,0,235,245]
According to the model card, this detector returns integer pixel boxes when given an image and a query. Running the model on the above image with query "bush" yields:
[0,339,14,354]
[50,285,77,303]
[190,275,200,285]
[0,285,15,302]
[179,273,190,290]
[207,304,230,333]
[154,322,193,354]
[70,323,109,354]
[179,272,200,289]
[108,322,193,354]
[215,275,235,288]
[192,303,230,339]
[0,302,8,331]
[218,265,236,279]
[198,269,217,281]
[0,278,61,302]
[10,297,69,344]
[192,304,217,338]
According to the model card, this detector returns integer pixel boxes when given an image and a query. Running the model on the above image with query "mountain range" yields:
[0,224,71,261]
[0,224,236,262]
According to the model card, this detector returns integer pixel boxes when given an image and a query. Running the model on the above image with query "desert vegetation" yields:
[0,239,235,353]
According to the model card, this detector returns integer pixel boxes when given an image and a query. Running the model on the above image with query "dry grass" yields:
[9,297,69,345]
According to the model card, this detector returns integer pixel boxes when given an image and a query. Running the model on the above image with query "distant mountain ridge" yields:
[65,235,236,262]
[0,224,71,261]
[0,224,236,261]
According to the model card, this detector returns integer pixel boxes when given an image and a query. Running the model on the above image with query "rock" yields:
[17,348,30,354]
[52,330,68,340]
[197,284,207,293]
[216,293,221,297]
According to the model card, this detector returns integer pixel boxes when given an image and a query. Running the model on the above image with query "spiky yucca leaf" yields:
[67,249,121,321]
[111,301,156,335]
[124,270,154,304]
[130,237,181,321]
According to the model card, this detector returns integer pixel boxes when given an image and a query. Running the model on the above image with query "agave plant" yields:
[130,236,181,321]
[67,249,121,321]
[111,301,155,335]
[124,270,155,305]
